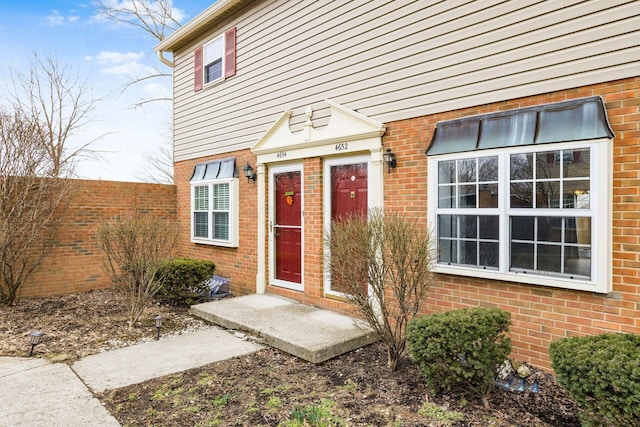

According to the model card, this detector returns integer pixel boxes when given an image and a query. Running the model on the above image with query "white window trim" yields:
[190,177,239,247]
[268,163,304,292]
[427,139,611,294]
[203,34,224,86]
[322,154,374,298]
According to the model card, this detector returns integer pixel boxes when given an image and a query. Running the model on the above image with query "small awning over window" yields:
[427,96,614,156]
[190,157,238,181]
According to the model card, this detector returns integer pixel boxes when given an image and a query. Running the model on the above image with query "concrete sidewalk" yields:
[0,327,262,427]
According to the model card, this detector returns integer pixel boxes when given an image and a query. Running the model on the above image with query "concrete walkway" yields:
[191,294,378,363]
[0,327,262,427]
[0,294,377,427]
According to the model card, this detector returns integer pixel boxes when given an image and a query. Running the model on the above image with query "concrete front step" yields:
[190,294,379,363]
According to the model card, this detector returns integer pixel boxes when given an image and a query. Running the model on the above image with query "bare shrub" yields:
[96,214,179,329]
[0,109,74,305]
[325,208,435,371]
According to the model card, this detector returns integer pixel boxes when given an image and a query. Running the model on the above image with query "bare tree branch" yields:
[7,52,105,177]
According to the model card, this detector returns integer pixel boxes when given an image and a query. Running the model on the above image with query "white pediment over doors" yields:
[251,99,386,163]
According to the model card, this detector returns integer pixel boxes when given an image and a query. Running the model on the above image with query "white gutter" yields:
[157,51,174,68]
[154,0,246,59]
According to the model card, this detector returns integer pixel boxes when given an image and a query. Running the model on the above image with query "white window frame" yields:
[203,34,224,85]
[427,139,611,294]
[190,177,239,247]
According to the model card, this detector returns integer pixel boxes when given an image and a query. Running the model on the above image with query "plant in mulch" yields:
[324,208,435,371]
[407,307,512,409]
[95,213,179,329]
[550,333,640,427]
[155,258,216,307]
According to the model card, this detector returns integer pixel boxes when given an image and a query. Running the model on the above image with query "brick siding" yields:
[174,76,639,370]
[21,179,176,299]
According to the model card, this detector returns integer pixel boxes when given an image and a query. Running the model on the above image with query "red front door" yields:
[274,171,302,284]
[330,162,368,293]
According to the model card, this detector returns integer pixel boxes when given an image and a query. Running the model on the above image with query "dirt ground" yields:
[0,289,581,426]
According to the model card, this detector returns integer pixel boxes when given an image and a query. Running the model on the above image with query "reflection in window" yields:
[510,216,591,278]
[438,156,498,209]
[438,215,499,268]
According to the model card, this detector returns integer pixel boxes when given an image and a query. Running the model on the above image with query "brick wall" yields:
[21,179,176,298]
[174,151,258,297]
[173,76,639,370]
[384,76,640,370]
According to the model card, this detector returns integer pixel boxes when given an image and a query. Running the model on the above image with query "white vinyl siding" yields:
[171,0,640,162]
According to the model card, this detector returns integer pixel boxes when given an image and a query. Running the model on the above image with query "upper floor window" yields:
[427,97,613,293]
[194,27,236,91]
[203,36,224,84]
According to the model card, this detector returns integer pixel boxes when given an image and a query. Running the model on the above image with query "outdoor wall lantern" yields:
[383,148,397,173]
[243,163,257,182]
[154,316,163,340]
[29,331,44,357]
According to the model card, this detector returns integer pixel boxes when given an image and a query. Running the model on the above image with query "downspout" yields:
[157,51,174,68]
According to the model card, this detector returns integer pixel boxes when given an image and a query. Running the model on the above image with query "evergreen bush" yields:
[406,307,511,408]
[155,258,216,306]
[549,333,640,427]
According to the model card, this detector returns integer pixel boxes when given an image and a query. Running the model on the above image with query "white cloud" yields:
[45,10,82,26]
[86,51,156,76]
[46,12,65,26]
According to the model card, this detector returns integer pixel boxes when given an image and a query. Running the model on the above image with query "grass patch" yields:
[418,401,465,425]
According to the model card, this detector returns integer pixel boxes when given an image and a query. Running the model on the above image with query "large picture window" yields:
[428,142,610,293]
[190,158,239,247]
[427,97,613,293]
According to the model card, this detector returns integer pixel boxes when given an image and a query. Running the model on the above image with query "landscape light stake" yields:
[29,331,44,357]
[154,316,163,340]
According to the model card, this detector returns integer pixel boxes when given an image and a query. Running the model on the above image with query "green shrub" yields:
[155,258,216,306]
[549,333,640,427]
[406,307,511,408]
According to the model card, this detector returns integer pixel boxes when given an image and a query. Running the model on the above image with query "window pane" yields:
[510,153,533,180]
[203,37,223,61]
[194,186,208,210]
[567,217,591,245]
[564,148,590,178]
[563,180,590,209]
[478,156,498,181]
[213,183,230,210]
[478,183,498,208]
[205,59,222,83]
[194,212,208,238]
[438,239,456,264]
[213,212,229,240]
[460,240,477,265]
[438,215,456,238]
[536,151,560,179]
[510,182,533,208]
[511,216,534,241]
[537,244,562,273]
[458,184,476,208]
[479,216,499,240]
[438,185,456,208]
[459,215,477,239]
[536,181,560,208]
[537,217,562,243]
[458,159,476,183]
[438,160,456,184]
[479,242,499,268]
[511,242,534,270]
[565,246,591,277]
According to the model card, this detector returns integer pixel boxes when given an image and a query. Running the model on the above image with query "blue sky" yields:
[0,1,208,182]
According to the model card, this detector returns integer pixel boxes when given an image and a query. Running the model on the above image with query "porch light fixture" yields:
[29,331,44,357]
[154,316,163,340]
[243,163,256,182]
[383,148,396,173]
